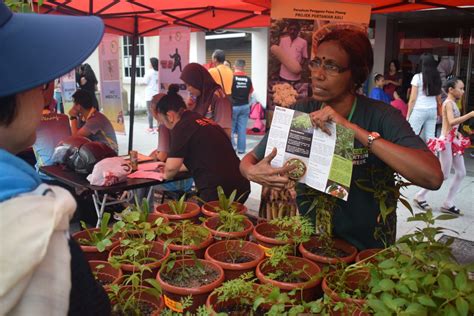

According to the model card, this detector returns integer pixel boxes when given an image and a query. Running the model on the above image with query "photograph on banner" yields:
[60,69,77,115]
[99,33,125,134]
[159,26,190,100]
[267,0,371,126]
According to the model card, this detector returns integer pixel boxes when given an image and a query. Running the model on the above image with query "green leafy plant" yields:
[78,212,123,252]
[365,210,474,315]
[214,186,245,213]
[269,215,314,255]
[215,208,247,233]
[264,244,311,283]
[108,270,163,316]
[167,194,188,215]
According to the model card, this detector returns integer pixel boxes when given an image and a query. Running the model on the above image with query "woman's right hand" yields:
[244,148,296,190]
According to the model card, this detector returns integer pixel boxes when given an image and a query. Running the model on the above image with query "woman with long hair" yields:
[180,63,232,136]
[414,77,473,214]
[152,84,249,202]
[77,63,99,109]
[407,53,442,142]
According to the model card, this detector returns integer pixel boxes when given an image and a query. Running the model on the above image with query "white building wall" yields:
[251,27,269,108]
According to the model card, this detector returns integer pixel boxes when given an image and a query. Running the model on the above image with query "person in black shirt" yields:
[231,59,253,154]
[154,85,250,202]
[240,29,443,249]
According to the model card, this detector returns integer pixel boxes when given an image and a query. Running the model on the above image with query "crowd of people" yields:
[1,1,472,313]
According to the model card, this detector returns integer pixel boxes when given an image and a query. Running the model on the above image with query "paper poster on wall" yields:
[159,26,190,99]
[267,0,371,123]
[60,69,76,115]
[99,33,125,134]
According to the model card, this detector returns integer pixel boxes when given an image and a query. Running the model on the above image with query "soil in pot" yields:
[154,202,201,223]
[256,256,321,303]
[299,237,358,269]
[157,259,225,313]
[205,240,265,281]
[110,285,164,316]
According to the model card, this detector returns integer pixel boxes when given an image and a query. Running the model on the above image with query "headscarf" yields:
[180,63,221,116]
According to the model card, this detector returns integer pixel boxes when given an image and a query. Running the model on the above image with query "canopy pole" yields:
[128,15,139,152]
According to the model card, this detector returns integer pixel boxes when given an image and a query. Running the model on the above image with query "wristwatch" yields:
[69,116,77,121]
[367,132,381,152]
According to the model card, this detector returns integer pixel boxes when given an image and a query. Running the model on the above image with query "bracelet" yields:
[367,132,381,152]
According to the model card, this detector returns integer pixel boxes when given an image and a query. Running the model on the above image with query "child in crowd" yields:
[370,73,391,104]
[390,87,408,118]
[414,78,473,215]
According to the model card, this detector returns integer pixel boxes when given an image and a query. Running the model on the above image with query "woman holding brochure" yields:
[240,28,443,250]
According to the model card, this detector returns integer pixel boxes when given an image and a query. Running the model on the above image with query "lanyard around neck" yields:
[321,97,357,122]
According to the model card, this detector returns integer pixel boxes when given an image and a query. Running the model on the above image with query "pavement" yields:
[119,114,474,242]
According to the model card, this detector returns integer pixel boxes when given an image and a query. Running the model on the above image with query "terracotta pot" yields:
[204,240,265,281]
[201,201,248,218]
[109,241,169,280]
[159,225,213,259]
[299,237,358,270]
[88,260,123,290]
[154,202,201,223]
[252,222,293,255]
[203,215,254,240]
[355,248,383,263]
[206,284,270,315]
[157,259,225,313]
[72,228,120,262]
[322,270,370,316]
[111,285,164,316]
[256,256,321,302]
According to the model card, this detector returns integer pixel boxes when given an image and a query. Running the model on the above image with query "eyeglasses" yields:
[309,58,349,75]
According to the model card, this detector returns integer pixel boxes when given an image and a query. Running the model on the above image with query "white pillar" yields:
[373,15,388,76]
[251,27,269,108]
[190,31,206,64]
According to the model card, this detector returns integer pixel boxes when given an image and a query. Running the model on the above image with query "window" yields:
[123,36,145,78]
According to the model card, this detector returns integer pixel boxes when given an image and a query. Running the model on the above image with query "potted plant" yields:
[256,244,322,303]
[205,239,265,281]
[109,209,172,280]
[108,271,164,316]
[201,186,248,218]
[73,212,123,261]
[159,220,213,259]
[364,210,474,315]
[206,272,271,315]
[203,208,254,240]
[157,252,225,313]
[298,191,358,269]
[89,260,123,290]
[154,193,201,223]
[253,215,314,255]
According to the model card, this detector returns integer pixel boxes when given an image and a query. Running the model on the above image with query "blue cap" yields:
[0,2,104,97]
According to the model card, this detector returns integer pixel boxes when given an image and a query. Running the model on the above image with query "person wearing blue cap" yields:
[0,2,110,314]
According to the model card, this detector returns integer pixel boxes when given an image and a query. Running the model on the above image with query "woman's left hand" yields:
[309,106,350,135]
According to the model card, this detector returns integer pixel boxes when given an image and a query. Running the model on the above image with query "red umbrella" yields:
[37,0,270,151]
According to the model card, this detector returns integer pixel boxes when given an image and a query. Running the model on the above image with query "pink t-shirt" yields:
[390,99,408,118]
[278,36,308,81]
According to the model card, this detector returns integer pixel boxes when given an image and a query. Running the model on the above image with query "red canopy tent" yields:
[36,0,473,150]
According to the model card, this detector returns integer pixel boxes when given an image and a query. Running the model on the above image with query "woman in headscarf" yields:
[180,63,232,136]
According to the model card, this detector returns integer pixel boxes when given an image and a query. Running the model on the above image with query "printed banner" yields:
[99,33,125,134]
[267,0,371,123]
[265,106,355,201]
[159,26,190,98]
[60,69,76,115]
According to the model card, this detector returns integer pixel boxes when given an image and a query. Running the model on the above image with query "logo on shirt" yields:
[353,147,368,165]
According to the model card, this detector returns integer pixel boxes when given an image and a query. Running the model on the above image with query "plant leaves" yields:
[417,295,437,308]
[438,273,454,291]
[455,297,469,316]
[454,271,468,292]
[379,279,396,292]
